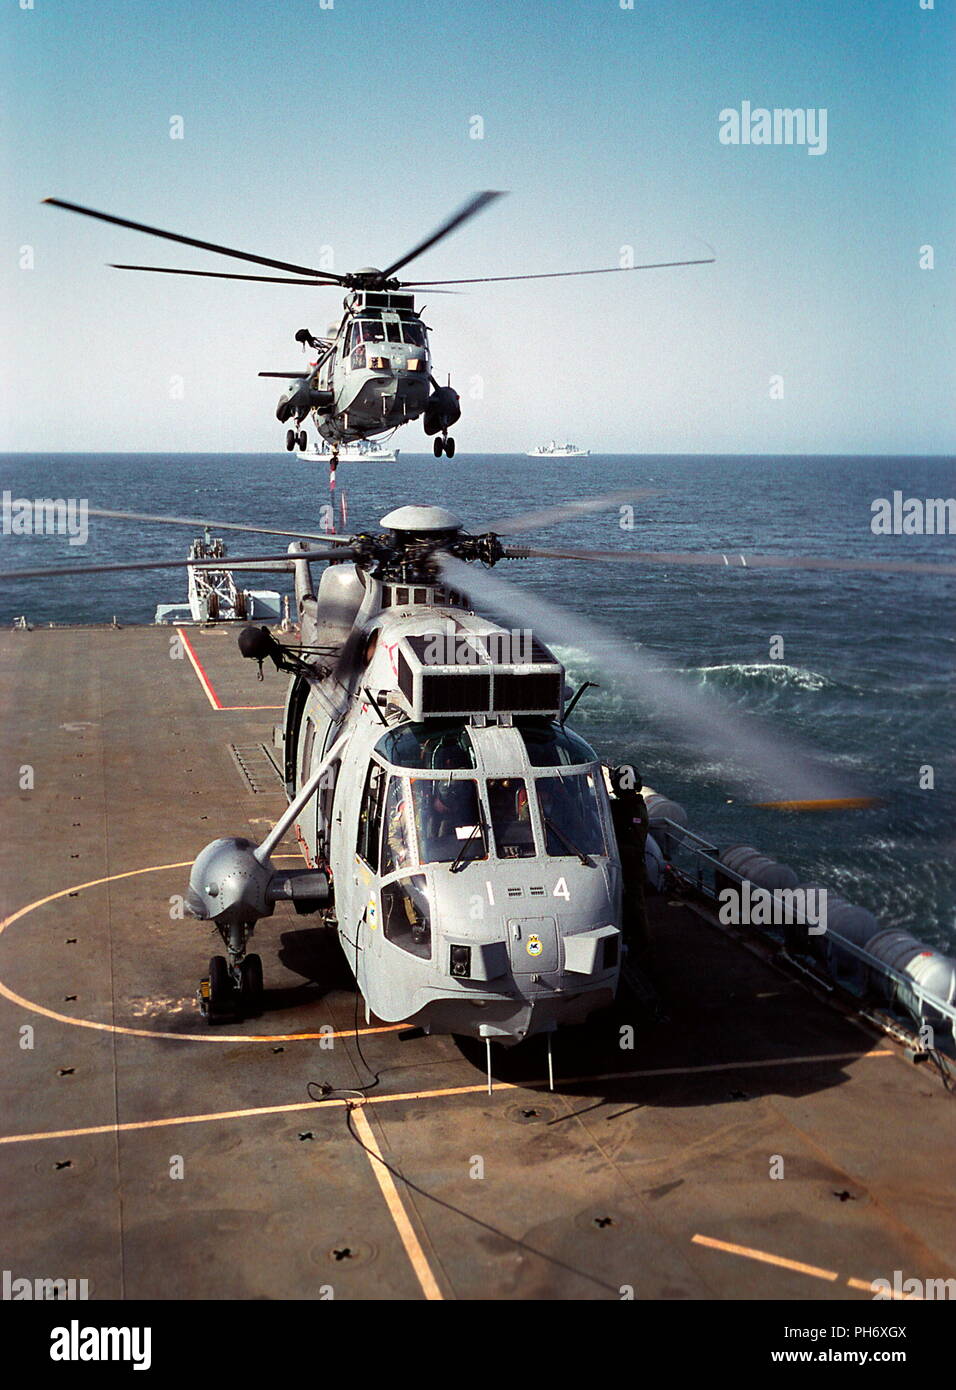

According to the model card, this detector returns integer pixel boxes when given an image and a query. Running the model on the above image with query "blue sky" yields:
[2,0,953,453]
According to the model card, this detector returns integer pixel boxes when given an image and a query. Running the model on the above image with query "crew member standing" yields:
[609,764,650,954]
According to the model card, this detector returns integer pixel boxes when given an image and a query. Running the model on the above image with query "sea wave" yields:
[676,662,838,693]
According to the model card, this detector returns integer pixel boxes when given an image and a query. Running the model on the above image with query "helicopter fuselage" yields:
[277,290,459,449]
[281,565,622,1045]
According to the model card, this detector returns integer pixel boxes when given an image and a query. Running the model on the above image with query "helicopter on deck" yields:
[4,489,953,1075]
[42,192,715,477]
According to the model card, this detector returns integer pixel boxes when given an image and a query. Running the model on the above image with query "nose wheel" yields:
[198,924,264,1024]
[199,955,237,1024]
[238,954,264,1015]
[433,433,455,458]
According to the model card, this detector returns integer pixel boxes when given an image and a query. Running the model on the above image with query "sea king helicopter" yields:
[42,192,714,478]
[4,489,953,1075]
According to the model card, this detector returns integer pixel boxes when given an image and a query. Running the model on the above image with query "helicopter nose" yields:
[397,346,427,373]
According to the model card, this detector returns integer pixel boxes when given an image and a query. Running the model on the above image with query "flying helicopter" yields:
[42,193,715,477]
[4,489,954,1082]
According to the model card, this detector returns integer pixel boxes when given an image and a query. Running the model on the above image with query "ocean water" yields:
[1,451,954,951]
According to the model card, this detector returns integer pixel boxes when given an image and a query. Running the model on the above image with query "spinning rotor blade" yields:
[480,487,661,537]
[0,553,343,581]
[85,508,355,544]
[406,256,715,286]
[502,543,956,576]
[380,190,506,280]
[111,264,338,286]
[440,555,874,812]
[43,198,343,282]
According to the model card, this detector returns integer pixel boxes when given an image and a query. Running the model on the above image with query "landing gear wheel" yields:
[433,437,443,458]
[286,429,296,451]
[444,436,456,458]
[297,430,307,451]
[206,955,237,1024]
[239,954,264,1015]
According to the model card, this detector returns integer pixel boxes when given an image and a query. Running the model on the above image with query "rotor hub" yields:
[379,505,464,540]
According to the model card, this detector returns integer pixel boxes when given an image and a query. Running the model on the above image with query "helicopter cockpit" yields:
[345,312,430,370]
[356,719,613,965]
[345,713,621,1039]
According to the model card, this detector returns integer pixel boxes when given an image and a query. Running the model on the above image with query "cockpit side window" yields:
[356,761,387,871]
[487,778,535,858]
[536,772,606,858]
[382,874,431,959]
[380,775,412,877]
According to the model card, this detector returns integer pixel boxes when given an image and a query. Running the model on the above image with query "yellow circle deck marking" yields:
[0,860,405,1044]
[693,1232,839,1281]
[693,1234,923,1299]
[0,1049,894,1148]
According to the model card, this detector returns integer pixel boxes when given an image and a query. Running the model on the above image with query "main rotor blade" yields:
[0,553,344,581]
[380,190,506,280]
[85,508,355,544]
[43,198,344,282]
[406,256,714,286]
[111,264,339,286]
[480,487,661,537]
[503,544,956,576]
[440,555,872,810]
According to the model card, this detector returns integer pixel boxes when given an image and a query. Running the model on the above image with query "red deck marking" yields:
[176,627,281,711]
[177,627,222,707]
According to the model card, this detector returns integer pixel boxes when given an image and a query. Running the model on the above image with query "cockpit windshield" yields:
[409,777,487,865]
[518,721,598,767]
[402,321,427,348]
[535,773,606,858]
[487,778,535,858]
[357,318,386,344]
[375,723,475,770]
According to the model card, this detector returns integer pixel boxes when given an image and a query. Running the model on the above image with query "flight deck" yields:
[2,624,954,1301]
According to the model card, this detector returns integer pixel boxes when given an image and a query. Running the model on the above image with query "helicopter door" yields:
[299,717,316,788]
[283,674,311,793]
[316,757,340,867]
